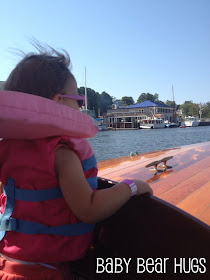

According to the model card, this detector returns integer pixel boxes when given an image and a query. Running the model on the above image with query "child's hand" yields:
[132,180,153,196]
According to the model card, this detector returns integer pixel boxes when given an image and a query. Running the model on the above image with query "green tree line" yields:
[78,87,112,117]
[78,87,210,119]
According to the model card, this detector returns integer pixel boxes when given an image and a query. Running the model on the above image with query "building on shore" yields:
[107,100,175,129]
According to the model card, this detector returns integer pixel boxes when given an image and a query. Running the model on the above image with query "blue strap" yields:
[86,177,98,189]
[14,187,63,202]
[0,208,2,228]
[82,154,98,189]
[82,155,97,172]
[0,218,94,236]
[0,178,15,241]
[4,180,96,200]
[0,178,95,237]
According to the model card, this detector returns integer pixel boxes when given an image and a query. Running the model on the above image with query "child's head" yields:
[4,45,76,100]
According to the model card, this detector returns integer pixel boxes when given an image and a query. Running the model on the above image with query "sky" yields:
[0,0,209,105]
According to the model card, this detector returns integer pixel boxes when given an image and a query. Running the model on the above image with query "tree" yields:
[153,93,159,102]
[99,92,113,114]
[78,87,100,116]
[137,93,160,103]
[137,93,147,103]
[180,101,199,117]
[78,88,113,116]
[121,96,134,106]
[166,100,177,108]
[202,102,210,118]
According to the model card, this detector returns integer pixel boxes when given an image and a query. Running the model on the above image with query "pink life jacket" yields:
[0,91,98,263]
[0,90,98,139]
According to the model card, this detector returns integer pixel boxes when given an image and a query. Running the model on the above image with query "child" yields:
[0,45,153,279]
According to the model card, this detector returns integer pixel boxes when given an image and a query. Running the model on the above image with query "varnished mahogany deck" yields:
[98,141,210,225]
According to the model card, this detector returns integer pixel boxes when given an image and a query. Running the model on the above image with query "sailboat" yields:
[80,67,95,118]
[165,85,179,128]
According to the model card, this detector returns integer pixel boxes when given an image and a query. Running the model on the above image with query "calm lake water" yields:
[88,126,210,161]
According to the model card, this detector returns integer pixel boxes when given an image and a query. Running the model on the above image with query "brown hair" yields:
[4,44,75,99]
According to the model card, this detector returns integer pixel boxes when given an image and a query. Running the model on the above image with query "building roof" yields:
[124,100,171,109]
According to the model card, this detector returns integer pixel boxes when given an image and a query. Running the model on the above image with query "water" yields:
[88,126,210,161]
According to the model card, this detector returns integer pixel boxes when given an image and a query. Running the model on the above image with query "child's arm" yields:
[54,147,153,223]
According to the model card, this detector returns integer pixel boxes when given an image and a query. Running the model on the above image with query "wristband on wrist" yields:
[121,179,137,196]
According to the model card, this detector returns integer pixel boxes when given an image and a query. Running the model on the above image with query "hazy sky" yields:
[0,0,209,105]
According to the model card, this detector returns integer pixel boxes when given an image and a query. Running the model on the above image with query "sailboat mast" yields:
[172,85,177,123]
[85,67,87,110]
[172,85,174,105]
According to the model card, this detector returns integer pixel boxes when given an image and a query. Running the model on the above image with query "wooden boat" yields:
[1,139,209,279]
[71,141,210,280]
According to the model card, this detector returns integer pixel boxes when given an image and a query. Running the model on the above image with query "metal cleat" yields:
[145,156,173,174]
[145,160,163,174]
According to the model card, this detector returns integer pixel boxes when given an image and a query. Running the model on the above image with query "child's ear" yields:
[52,94,63,103]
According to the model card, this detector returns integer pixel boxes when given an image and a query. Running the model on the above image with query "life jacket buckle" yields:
[0,218,17,231]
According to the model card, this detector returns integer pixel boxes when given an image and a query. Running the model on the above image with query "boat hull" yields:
[70,178,210,280]
[70,142,210,279]
[185,121,199,127]
[98,125,108,131]
[140,124,166,129]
